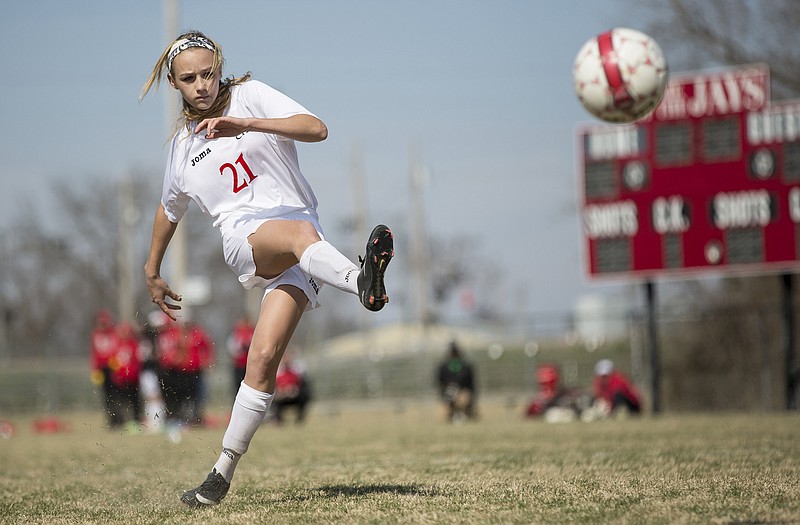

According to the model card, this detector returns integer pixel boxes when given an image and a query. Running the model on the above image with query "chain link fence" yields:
[1,302,797,415]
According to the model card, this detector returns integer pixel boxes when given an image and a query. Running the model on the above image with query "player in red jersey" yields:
[90,310,120,428]
[109,322,143,427]
[271,353,311,425]
[226,316,255,400]
[592,359,641,415]
[179,321,214,425]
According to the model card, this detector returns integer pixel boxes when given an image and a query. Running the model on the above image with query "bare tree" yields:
[0,169,259,359]
[2,225,79,355]
[639,0,800,98]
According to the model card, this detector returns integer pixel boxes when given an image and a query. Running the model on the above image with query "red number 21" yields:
[220,153,257,194]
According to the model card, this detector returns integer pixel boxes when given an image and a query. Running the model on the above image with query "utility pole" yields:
[163,0,190,319]
[782,273,797,410]
[645,280,661,414]
[409,144,430,327]
[117,177,138,322]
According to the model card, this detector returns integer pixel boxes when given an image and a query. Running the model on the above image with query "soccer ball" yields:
[573,28,668,123]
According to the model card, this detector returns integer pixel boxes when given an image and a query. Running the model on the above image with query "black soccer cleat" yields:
[180,468,230,508]
[358,224,394,312]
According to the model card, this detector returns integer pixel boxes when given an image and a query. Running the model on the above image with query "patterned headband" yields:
[167,36,216,71]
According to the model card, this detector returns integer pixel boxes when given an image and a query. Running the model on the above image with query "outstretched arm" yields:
[195,114,328,142]
[144,203,182,319]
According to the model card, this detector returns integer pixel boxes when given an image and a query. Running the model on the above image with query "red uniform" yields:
[110,323,142,387]
[157,322,183,371]
[593,371,641,412]
[276,365,304,398]
[227,318,254,398]
[526,364,562,417]
[157,321,214,426]
[228,319,254,370]
[158,323,213,372]
[108,322,143,424]
[271,358,311,424]
[181,324,213,373]
[90,311,117,374]
[90,310,120,427]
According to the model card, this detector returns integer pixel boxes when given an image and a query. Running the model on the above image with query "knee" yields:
[248,344,280,370]
[294,221,321,251]
[245,344,282,384]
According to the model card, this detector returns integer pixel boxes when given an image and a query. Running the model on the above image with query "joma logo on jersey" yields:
[191,147,212,167]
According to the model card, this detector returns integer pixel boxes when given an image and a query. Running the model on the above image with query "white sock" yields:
[213,382,273,483]
[299,240,359,295]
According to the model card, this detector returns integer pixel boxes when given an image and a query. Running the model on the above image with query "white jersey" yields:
[160,80,319,231]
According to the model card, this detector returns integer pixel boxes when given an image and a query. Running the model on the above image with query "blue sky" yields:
[0,1,652,319]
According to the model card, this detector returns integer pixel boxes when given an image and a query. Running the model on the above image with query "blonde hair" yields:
[140,30,251,132]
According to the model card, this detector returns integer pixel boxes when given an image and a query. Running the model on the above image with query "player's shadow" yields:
[313,483,440,498]
[273,483,442,503]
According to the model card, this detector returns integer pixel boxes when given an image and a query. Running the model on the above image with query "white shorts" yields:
[220,209,325,310]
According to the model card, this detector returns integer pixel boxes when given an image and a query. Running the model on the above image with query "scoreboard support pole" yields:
[645,280,661,414]
[782,273,798,410]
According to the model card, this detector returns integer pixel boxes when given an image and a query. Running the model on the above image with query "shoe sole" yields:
[180,490,221,508]
[360,225,393,312]
[180,491,205,508]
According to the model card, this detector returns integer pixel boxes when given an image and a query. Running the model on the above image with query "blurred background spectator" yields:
[138,312,168,432]
[270,352,312,425]
[436,341,477,423]
[590,359,641,417]
[108,322,143,429]
[89,310,120,428]
[525,364,589,423]
[157,318,214,429]
[227,316,254,400]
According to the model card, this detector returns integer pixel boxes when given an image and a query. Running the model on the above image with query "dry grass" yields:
[1,400,799,524]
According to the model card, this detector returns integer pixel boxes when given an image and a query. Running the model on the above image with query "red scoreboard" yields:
[579,63,800,280]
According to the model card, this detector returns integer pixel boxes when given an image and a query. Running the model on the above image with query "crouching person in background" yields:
[269,353,312,425]
[525,364,587,423]
[584,359,641,420]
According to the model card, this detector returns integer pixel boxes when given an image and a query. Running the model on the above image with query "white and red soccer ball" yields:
[573,28,669,123]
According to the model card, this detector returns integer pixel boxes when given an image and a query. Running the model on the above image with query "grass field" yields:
[1,399,798,524]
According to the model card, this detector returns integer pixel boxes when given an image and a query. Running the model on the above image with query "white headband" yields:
[167,36,216,71]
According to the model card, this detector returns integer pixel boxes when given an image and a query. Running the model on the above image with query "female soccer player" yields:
[141,31,393,507]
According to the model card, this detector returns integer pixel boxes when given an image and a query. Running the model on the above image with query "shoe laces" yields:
[201,470,229,492]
